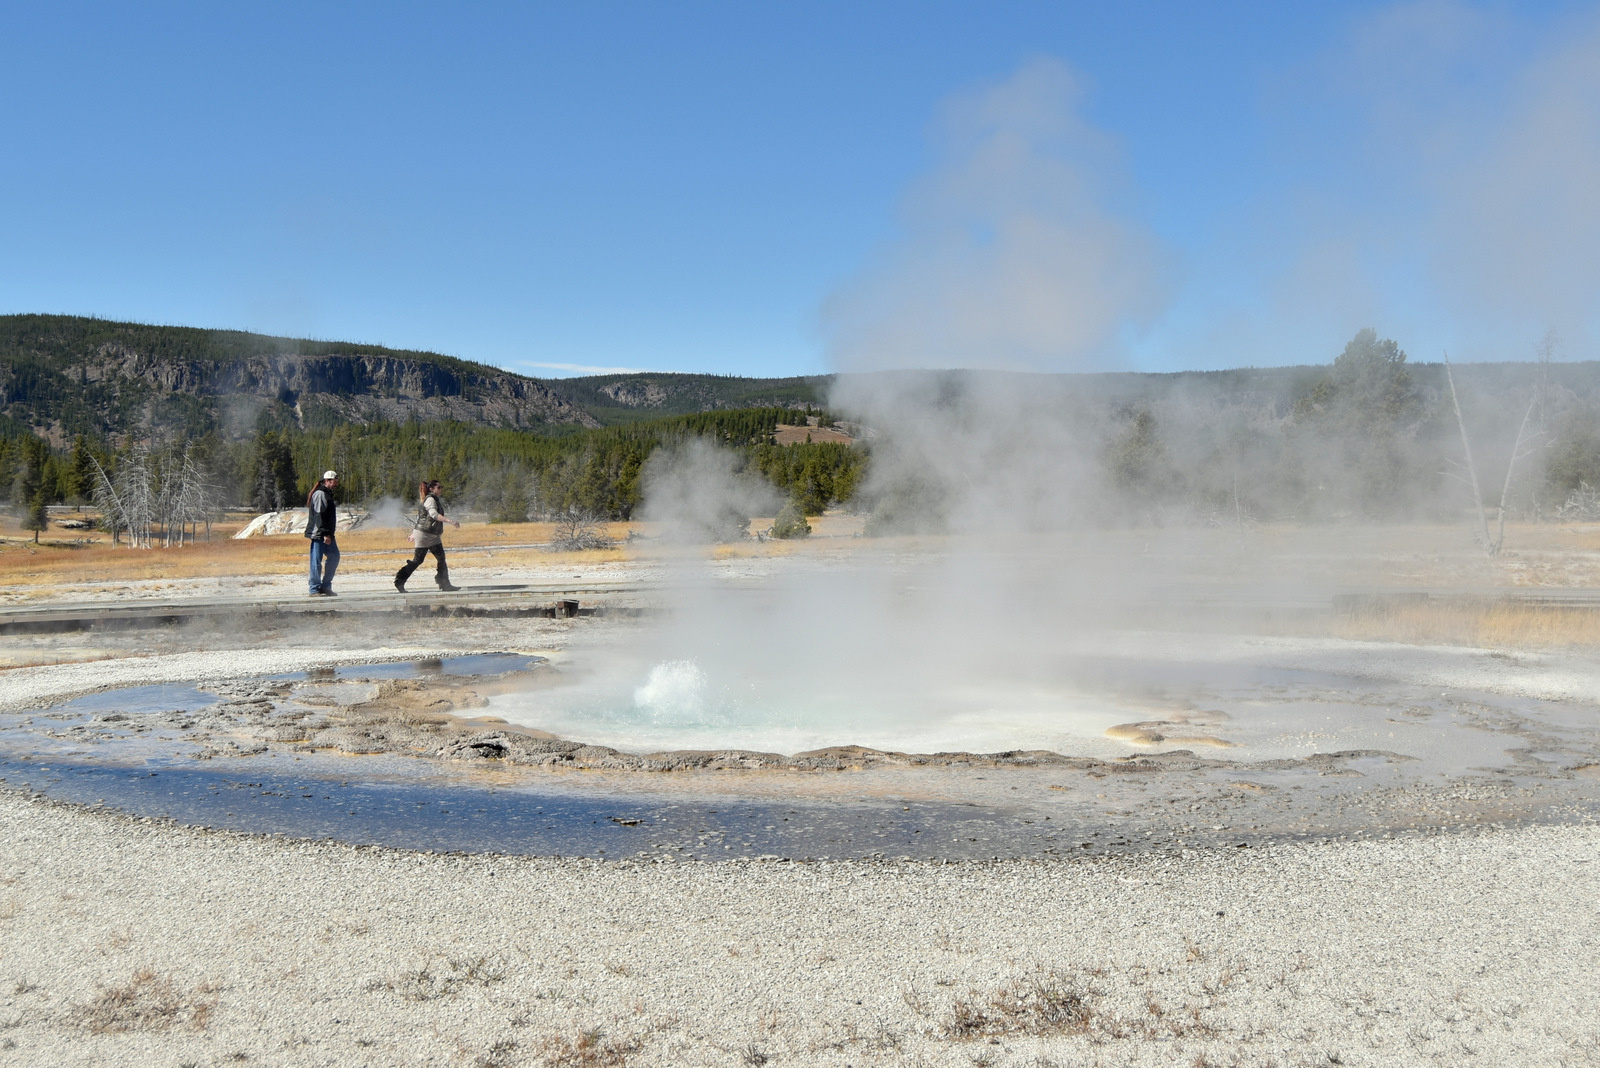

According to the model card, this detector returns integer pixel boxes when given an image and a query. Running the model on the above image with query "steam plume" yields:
[824,58,1172,374]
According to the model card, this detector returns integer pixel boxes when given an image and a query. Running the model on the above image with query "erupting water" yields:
[632,659,719,726]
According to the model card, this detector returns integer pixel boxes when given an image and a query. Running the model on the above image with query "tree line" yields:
[0,405,868,539]
[9,329,1600,543]
[1080,329,1600,528]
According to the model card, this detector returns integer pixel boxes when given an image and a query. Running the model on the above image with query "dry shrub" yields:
[73,968,217,1034]
[940,970,1090,1040]
[545,512,616,553]
[475,1038,522,1068]
[369,956,508,1001]
[536,1026,639,1067]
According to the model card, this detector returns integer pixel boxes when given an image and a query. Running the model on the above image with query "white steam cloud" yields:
[503,63,1197,758]
[1204,1,1600,364]
[637,437,780,542]
[366,496,415,529]
[1417,8,1600,338]
[492,27,1600,759]
[824,58,1172,373]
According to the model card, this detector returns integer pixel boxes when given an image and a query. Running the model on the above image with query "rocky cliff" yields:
[0,314,599,440]
[88,344,600,429]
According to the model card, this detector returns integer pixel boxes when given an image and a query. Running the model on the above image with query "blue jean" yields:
[309,536,340,592]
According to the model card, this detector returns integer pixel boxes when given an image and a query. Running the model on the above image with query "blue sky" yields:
[3,2,1598,377]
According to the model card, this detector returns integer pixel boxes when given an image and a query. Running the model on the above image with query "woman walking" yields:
[394,479,461,592]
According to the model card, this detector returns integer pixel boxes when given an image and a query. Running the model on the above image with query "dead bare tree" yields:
[88,455,127,547]
[162,445,216,546]
[1557,482,1600,521]
[117,447,155,548]
[1442,352,1543,556]
[545,507,614,552]
[154,451,179,547]
[1530,329,1557,520]
[188,445,223,541]
[89,444,218,549]
[1490,394,1544,554]
[1441,352,1493,552]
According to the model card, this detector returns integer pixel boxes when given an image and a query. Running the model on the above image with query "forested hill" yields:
[9,316,1600,532]
[543,372,830,424]
[0,314,599,441]
[16,313,1597,451]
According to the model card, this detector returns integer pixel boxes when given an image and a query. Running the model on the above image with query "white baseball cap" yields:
[323,470,338,480]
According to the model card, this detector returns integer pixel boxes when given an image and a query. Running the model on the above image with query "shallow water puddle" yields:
[0,756,1069,861]
[45,683,219,717]
[269,653,541,682]
[6,647,1600,858]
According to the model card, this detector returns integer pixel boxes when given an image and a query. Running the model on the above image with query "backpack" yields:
[413,494,445,537]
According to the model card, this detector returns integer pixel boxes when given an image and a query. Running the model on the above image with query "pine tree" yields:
[772,497,811,539]
[250,431,298,511]
[24,489,47,543]
[68,435,94,503]
[19,437,48,541]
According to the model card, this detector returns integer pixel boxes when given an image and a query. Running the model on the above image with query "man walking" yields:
[305,470,340,596]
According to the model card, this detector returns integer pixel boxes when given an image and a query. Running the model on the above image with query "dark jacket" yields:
[304,486,337,539]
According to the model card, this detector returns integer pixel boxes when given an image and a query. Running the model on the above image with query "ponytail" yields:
[418,480,430,501]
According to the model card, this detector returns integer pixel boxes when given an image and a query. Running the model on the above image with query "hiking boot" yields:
[319,588,337,597]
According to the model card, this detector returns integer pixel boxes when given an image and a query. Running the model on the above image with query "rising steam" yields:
[495,35,1600,758]
[824,58,1172,374]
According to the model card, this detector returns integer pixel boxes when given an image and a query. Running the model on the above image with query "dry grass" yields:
[474,1038,522,1068]
[0,520,636,587]
[940,970,1091,1040]
[710,541,794,560]
[367,956,509,1001]
[10,517,1600,660]
[930,963,1247,1048]
[71,968,218,1034]
[771,423,853,446]
[535,1026,640,1067]
[1333,602,1600,650]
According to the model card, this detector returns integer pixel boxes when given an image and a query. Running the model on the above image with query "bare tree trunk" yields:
[88,455,128,548]
[1443,354,1493,552]
[115,445,154,548]
[1492,395,1541,554]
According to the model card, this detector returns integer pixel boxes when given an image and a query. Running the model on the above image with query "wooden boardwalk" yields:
[0,581,656,634]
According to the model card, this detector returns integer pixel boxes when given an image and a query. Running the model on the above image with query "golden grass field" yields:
[1330,601,1600,648]
[0,518,635,588]
[4,510,1600,649]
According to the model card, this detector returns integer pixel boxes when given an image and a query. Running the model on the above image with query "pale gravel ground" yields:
[1,791,1597,1068]
[5,544,1600,1066]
